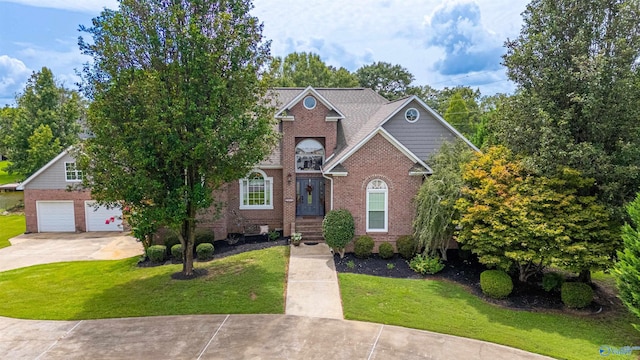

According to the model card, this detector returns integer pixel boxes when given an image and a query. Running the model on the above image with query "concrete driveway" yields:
[0,232,143,272]
[0,314,554,360]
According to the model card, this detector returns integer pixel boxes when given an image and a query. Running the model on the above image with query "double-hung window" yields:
[239,170,273,210]
[366,179,388,232]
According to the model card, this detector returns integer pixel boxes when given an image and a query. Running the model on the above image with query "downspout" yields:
[321,168,334,211]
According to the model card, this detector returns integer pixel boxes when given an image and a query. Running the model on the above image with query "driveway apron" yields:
[0,233,143,272]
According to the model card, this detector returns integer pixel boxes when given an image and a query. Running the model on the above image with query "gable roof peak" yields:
[274,86,346,119]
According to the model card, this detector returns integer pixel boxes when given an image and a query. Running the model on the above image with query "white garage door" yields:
[37,201,75,232]
[85,201,123,232]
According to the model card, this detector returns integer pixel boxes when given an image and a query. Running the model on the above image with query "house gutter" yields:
[321,169,334,211]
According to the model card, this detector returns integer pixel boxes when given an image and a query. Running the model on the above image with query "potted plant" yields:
[291,232,302,246]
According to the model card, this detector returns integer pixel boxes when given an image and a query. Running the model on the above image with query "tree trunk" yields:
[578,269,591,283]
[181,167,198,276]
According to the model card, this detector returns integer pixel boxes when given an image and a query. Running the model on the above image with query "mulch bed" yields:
[334,251,618,315]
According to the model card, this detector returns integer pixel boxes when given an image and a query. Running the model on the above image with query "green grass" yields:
[0,246,288,320]
[339,274,638,360]
[0,214,25,249]
[0,161,21,185]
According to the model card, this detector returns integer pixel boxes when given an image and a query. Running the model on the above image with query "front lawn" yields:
[0,214,25,249]
[0,246,288,320]
[339,273,638,360]
[0,161,21,185]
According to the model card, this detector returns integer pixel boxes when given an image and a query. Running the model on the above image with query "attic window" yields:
[405,108,419,123]
[303,96,317,110]
[65,162,83,182]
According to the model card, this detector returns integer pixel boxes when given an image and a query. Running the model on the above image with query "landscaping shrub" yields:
[322,209,355,258]
[163,231,180,250]
[268,230,280,241]
[396,235,417,259]
[378,242,394,259]
[171,244,183,261]
[354,236,375,258]
[480,270,513,299]
[542,272,565,292]
[196,243,214,261]
[194,229,215,246]
[561,282,593,309]
[409,254,445,275]
[147,245,167,263]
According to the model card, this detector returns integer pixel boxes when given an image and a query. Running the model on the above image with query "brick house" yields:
[18,86,476,248]
[201,86,477,248]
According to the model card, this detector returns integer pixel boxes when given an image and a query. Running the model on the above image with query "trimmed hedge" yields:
[480,270,513,299]
[196,243,214,261]
[194,229,215,246]
[561,282,593,309]
[322,209,355,258]
[163,232,180,251]
[171,244,183,261]
[378,242,394,259]
[396,235,417,259]
[354,236,375,259]
[147,245,167,263]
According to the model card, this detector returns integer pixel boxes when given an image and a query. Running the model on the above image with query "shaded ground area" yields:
[334,251,619,315]
[212,236,288,259]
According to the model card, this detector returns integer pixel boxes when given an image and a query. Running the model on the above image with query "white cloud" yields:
[0,55,31,100]
[16,43,91,90]
[0,0,117,13]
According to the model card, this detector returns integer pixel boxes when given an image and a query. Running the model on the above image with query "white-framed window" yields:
[296,139,325,172]
[65,162,83,181]
[405,108,419,123]
[239,169,273,210]
[366,179,388,232]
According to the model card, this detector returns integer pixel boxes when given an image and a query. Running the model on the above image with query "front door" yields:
[296,178,324,216]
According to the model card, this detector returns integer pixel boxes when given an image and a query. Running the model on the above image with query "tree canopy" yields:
[269,52,358,88]
[355,61,415,100]
[455,146,615,282]
[79,0,277,276]
[495,0,640,215]
[1,67,83,177]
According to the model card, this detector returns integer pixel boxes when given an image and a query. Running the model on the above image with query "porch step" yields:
[295,218,324,242]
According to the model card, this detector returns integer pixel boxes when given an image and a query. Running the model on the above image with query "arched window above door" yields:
[295,139,324,172]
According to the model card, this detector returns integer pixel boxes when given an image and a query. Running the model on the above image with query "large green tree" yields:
[3,68,83,177]
[496,0,640,215]
[615,192,640,331]
[79,0,277,276]
[269,52,358,88]
[413,140,473,260]
[455,146,615,282]
[355,61,415,100]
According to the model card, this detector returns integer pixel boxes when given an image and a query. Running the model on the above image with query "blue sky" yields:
[0,0,529,106]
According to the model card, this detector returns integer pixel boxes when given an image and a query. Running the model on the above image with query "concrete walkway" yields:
[0,314,554,360]
[0,232,143,272]
[285,242,343,319]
